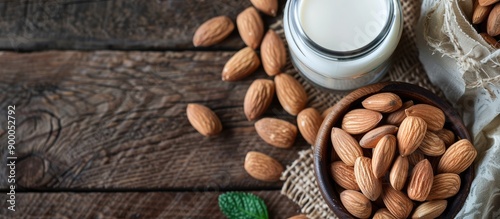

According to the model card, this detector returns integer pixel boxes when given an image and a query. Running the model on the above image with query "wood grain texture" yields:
[0,51,310,189]
[0,191,301,218]
[0,0,285,51]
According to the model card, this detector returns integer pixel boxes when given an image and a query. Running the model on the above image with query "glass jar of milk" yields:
[284,0,403,91]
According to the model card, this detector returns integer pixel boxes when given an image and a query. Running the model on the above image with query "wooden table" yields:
[0,0,306,218]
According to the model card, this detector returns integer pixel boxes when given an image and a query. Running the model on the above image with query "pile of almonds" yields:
[188,0,323,186]
[473,0,500,48]
[329,92,477,218]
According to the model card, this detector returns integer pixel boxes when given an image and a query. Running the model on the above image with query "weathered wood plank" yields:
[0,191,301,218]
[0,51,312,189]
[0,0,285,51]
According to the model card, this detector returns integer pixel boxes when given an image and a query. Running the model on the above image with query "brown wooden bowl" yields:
[314,82,473,218]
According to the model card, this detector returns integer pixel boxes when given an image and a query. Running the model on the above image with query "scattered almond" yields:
[331,161,360,191]
[287,214,308,219]
[244,151,284,182]
[250,0,278,16]
[359,125,398,148]
[193,16,234,47]
[331,128,363,166]
[186,103,223,136]
[389,156,409,191]
[372,135,396,178]
[361,92,403,113]
[275,73,308,116]
[386,100,414,125]
[261,30,287,76]
[340,190,372,219]
[438,139,477,174]
[342,109,383,135]
[427,173,461,200]
[244,79,275,121]
[419,131,446,156]
[354,157,382,201]
[412,200,448,219]
[405,104,445,131]
[407,159,434,201]
[255,118,297,148]
[222,47,260,81]
[373,208,397,219]
[382,185,414,219]
[322,106,334,119]
[236,7,264,49]
[397,116,427,156]
[297,108,322,145]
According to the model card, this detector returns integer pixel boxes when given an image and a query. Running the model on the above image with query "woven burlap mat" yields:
[270,0,442,218]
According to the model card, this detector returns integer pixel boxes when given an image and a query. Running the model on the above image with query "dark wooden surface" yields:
[0,191,299,218]
[0,0,284,51]
[0,0,304,218]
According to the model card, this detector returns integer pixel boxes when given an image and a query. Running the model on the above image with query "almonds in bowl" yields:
[314,82,476,219]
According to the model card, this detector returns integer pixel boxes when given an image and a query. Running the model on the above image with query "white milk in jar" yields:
[284,0,403,90]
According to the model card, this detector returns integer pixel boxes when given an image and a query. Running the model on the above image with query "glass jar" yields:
[284,0,403,91]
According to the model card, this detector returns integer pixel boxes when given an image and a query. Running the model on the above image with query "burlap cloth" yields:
[270,0,442,218]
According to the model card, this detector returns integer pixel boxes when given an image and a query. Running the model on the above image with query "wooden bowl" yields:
[314,82,473,218]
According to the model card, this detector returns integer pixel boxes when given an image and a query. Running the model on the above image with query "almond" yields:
[287,214,308,219]
[389,156,409,191]
[480,33,500,48]
[407,159,434,201]
[331,128,364,166]
[222,47,260,81]
[419,131,446,156]
[250,0,278,16]
[386,100,414,126]
[437,139,477,174]
[297,108,322,145]
[331,161,360,191]
[372,135,396,178]
[426,173,461,200]
[261,30,287,76]
[405,104,445,131]
[412,200,447,219]
[397,116,427,156]
[193,16,234,47]
[244,79,275,121]
[186,103,223,136]
[354,157,382,201]
[473,2,493,24]
[236,7,264,49]
[382,185,414,219]
[341,109,383,135]
[275,74,308,116]
[359,125,398,148]
[479,0,500,6]
[340,190,372,219]
[373,208,397,219]
[322,106,334,119]
[244,151,284,182]
[434,128,455,146]
[407,149,425,166]
[255,118,297,148]
[361,92,403,113]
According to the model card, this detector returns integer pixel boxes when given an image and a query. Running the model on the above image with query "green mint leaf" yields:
[218,192,269,219]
